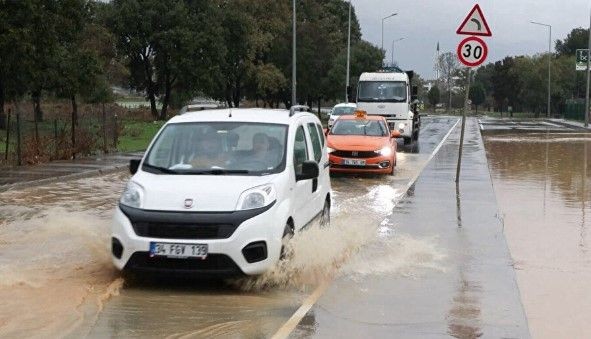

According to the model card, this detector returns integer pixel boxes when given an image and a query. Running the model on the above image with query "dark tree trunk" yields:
[71,95,78,159]
[232,77,241,108]
[143,58,159,119]
[159,73,172,120]
[32,89,43,122]
[0,79,5,129]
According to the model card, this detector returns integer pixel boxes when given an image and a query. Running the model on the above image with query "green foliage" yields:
[556,28,589,57]
[469,83,485,108]
[428,86,440,106]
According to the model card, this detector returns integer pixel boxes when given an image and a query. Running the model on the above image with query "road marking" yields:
[271,117,461,339]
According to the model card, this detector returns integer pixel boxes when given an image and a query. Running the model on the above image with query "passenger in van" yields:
[250,132,281,168]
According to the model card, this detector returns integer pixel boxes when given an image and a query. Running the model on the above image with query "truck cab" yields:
[356,67,419,144]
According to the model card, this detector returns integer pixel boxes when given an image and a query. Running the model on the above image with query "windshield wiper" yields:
[142,163,179,174]
[185,169,251,175]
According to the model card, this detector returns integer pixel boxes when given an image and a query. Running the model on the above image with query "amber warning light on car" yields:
[355,110,367,118]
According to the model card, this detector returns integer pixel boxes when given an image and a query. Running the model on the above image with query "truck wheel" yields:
[403,137,412,145]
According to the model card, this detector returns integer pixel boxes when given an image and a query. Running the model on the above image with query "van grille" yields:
[131,222,236,239]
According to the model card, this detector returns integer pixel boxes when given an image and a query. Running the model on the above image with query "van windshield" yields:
[143,122,288,175]
[358,81,407,102]
[332,106,356,116]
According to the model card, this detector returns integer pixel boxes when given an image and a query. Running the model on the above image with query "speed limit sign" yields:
[457,36,488,67]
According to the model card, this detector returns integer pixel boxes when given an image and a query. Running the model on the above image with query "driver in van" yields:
[190,131,226,168]
[250,132,280,168]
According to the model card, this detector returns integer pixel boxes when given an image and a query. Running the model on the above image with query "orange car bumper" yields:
[329,154,395,174]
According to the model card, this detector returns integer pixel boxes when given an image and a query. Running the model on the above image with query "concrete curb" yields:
[0,164,129,193]
[546,119,591,131]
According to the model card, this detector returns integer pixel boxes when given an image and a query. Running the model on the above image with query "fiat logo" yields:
[352,151,358,156]
[184,199,193,209]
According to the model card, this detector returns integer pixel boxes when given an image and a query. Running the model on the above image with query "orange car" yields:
[326,111,400,175]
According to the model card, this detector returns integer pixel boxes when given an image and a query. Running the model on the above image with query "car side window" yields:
[293,125,309,176]
[307,123,322,163]
[315,123,325,147]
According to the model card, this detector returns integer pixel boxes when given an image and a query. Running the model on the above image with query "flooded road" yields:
[0,116,458,338]
[485,132,591,339]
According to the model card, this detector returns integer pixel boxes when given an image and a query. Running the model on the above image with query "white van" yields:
[328,102,357,128]
[111,107,331,276]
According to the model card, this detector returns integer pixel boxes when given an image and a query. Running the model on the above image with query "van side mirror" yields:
[129,159,141,174]
[296,160,319,181]
[411,86,418,101]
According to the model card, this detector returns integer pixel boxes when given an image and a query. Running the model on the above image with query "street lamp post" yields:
[531,21,552,118]
[346,0,351,102]
[585,7,591,127]
[292,0,297,106]
[391,37,405,65]
[381,13,397,54]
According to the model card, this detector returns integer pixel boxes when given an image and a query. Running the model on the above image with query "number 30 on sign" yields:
[457,36,488,67]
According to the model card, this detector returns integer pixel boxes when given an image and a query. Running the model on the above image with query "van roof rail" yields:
[289,105,310,117]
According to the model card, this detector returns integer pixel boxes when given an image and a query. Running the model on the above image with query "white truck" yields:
[355,67,420,145]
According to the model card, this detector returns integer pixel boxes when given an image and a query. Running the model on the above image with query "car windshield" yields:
[143,122,288,175]
[358,81,407,102]
[331,119,388,137]
[332,106,356,116]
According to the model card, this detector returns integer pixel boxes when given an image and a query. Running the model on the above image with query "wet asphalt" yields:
[292,117,530,338]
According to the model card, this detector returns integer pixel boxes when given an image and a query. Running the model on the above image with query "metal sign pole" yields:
[585,7,591,127]
[456,68,471,183]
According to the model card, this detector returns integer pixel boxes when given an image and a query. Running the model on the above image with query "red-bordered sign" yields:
[456,4,492,37]
[457,36,488,67]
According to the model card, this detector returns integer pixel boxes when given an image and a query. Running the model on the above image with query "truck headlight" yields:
[377,146,392,157]
[236,184,276,210]
[120,181,144,208]
[398,123,406,129]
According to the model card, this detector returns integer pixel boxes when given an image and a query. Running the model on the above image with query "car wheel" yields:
[319,199,330,228]
[280,222,294,260]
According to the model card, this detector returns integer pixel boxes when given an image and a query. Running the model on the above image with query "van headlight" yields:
[236,184,276,210]
[377,146,392,157]
[120,181,144,208]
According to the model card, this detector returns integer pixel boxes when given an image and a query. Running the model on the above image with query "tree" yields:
[469,83,485,113]
[437,52,460,112]
[428,86,440,107]
[556,28,588,57]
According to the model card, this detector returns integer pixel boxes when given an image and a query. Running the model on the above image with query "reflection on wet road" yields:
[0,116,458,337]
[485,132,591,339]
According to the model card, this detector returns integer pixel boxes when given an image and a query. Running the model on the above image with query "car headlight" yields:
[327,147,336,154]
[236,184,276,210]
[377,146,393,157]
[120,181,144,208]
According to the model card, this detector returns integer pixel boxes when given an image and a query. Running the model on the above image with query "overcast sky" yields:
[351,0,590,78]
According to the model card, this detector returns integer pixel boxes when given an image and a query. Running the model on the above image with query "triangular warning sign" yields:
[456,4,492,37]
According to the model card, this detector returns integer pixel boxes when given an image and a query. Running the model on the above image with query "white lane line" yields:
[271,117,461,339]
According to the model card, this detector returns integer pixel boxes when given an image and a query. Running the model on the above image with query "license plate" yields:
[342,158,366,166]
[149,242,208,259]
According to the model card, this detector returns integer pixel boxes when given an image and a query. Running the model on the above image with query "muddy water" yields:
[485,132,591,339]
[0,117,456,337]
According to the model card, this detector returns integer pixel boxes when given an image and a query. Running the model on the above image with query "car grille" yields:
[125,252,242,275]
[131,222,236,240]
[332,150,379,158]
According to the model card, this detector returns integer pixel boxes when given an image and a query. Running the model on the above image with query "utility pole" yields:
[346,0,351,102]
[381,13,397,60]
[292,0,297,106]
[530,21,552,118]
[585,7,591,127]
